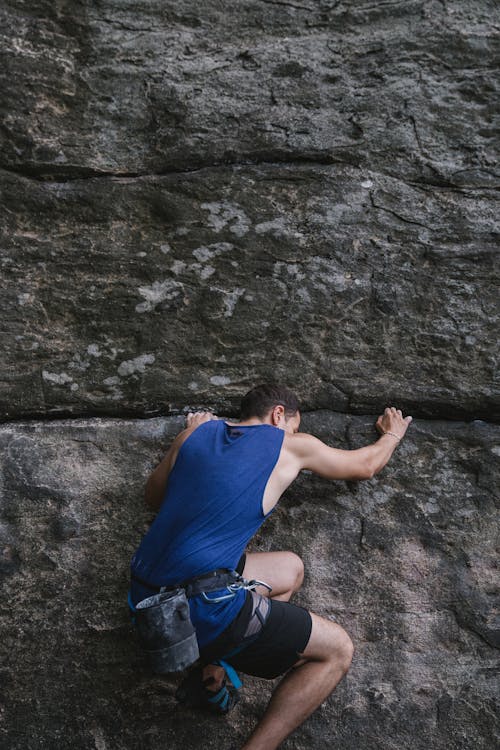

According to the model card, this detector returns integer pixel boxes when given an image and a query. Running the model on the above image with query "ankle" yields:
[202,664,225,691]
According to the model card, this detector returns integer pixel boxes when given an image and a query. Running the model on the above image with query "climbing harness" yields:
[240,589,271,639]
[197,573,272,604]
[130,569,272,674]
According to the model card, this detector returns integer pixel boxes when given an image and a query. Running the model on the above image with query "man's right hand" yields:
[375,407,412,440]
[186,411,217,429]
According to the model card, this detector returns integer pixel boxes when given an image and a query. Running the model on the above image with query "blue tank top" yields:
[130,420,285,646]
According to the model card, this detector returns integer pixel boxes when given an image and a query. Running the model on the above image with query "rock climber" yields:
[129,383,412,750]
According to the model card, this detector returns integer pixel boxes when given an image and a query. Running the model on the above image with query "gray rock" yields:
[0,2,498,187]
[0,2,498,747]
[0,165,498,420]
[0,0,498,421]
[0,414,498,749]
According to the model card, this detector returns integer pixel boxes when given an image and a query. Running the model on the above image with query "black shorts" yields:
[199,555,313,680]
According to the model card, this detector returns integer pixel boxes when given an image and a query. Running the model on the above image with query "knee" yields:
[336,630,354,674]
[286,552,304,592]
[322,623,354,675]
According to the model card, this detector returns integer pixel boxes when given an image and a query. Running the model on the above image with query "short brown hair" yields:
[240,384,300,420]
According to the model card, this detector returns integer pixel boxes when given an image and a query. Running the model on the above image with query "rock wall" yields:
[0,414,498,749]
[0,1,498,749]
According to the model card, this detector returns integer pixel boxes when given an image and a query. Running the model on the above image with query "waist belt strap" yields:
[132,569,242,597]
[184,571,242,598]
[132,570,272,601]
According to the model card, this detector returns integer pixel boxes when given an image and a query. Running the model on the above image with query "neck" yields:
[227,416,271,427]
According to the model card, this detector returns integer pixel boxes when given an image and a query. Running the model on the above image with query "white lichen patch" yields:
[361,179,374,188]
[328,273,348,292]
[200,201,250,237]
[102,336,123,361]
[273,261,306,281]
[70,340,123,372]
[296,287,312,304]
[160,242,171,254]
[210,375,231,386]
[422,499,440,514]
[117,354,155,377]
[170,260,187,275]
[199,265,215,280]
[192,242,233,263]
[103,375,124,400]
[176,242,234,281]
[255,217,292,238]
[304,256,355,294]
[89,725,107,750]
[135,279,183,313]
[193,246,214,263]
[222,287,245,317]
[188,381,199,391]
[103,376,120,386]
[42,370,78,391]
[68,353,90,372]
[18,293,34,306]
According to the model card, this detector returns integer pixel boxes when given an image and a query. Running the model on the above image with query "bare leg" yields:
[242,551,304,601]
[240,613,354,750]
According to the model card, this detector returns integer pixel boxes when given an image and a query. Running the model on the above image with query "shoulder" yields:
[282,432,324,465]
[283,431,322,451]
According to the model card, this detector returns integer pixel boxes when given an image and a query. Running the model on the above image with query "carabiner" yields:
[246,578,273,593]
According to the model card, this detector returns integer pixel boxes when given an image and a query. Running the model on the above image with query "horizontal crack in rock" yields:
[1,154,348,182]
[0,158,495,192]
[0,409,498,427]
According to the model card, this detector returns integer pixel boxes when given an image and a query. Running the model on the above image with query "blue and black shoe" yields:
[175,663,241,715]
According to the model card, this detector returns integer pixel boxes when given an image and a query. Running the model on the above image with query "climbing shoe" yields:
[175,665,240,715]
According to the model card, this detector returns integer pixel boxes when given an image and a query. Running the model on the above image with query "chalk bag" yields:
[135,587,200,673]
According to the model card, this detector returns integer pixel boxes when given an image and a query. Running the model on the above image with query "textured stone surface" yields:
[1,164,498,420]
[1,1,498,748]
[0,413,498,749]
[0,0,498,420]
[1,1,498,185]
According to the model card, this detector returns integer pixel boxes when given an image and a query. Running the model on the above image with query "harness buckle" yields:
[246,578,273,593]
[200,575,273,604]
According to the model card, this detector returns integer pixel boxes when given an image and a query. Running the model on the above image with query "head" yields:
[239,383,300,434]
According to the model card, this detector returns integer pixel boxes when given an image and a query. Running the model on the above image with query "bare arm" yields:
[292,407,412,481]
[144,411,217,511]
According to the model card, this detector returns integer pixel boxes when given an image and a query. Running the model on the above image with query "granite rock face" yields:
[1,163,498,421]
[0,414,498,750]
[1,1,498,185]
[0,0,498,420]
[0,1,498,749]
